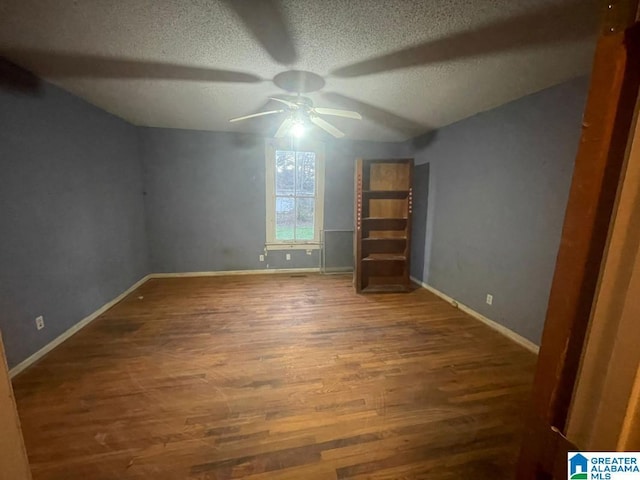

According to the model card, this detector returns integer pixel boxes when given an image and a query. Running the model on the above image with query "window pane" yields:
[275,150,295,196]
[296,197,315,240]
[275,197,295,240]
[296,151,316,195]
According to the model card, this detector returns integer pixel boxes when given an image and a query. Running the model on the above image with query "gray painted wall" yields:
[410,163,430,281]
[1,58,586,369]
[139,128,408,273]
[0,79,148,368]
[408,76,589,343]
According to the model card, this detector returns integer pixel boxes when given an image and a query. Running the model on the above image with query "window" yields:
[265,138,325,249]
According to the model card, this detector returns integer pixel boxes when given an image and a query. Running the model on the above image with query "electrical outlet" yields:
[259,254,265,262]
[286,253,291,261]
[306,249,312,255]
[35,315,45,330]
[486,294,493,306]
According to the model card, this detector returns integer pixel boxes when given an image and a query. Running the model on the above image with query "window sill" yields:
[265,243,321,251]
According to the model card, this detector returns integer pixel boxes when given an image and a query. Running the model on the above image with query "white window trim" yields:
[265,138,325,251]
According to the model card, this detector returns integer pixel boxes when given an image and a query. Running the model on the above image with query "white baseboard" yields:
[321,267,354,275]
[411,276,539,354]
[13,269,535,378]
[9,268,321,377]
[149,268,320,279]
[9,274,152,378]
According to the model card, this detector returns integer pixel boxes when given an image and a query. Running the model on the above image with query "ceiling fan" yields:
[229,95,362,139]
[0,0,593,140]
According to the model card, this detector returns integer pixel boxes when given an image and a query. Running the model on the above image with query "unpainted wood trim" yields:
[411,278,539,354]
[529,19,640,433]
[520,416,579,480]
[566,87,640,450]
[354,158,363,291]
[0,333,32,479]
[619,366,640,449]
[517,14,640,480]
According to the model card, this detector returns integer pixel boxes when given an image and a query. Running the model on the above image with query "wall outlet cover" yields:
[35,316,45,330]
[486,294,493,306]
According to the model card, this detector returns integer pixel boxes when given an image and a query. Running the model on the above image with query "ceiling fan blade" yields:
[310,116,345,138]
[313,107,362,120]
[221,0,297,66]
[229,109,285,123]
[269,97,298,108]
[331,0,596,78]
[321,92,425,137]
[0,49,263,83]
[274,117,294,138]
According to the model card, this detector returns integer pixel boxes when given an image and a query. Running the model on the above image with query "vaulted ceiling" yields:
[0,0,599,142]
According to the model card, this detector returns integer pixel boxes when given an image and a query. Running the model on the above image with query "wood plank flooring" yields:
[12,274,536,479]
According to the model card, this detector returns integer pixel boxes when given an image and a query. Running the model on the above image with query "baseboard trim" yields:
[10,268,327,376]
[148,268,320,279]
[321,267,354,275]
[9,275,151,378]
[16,269,520,378]
[410,276,539,354]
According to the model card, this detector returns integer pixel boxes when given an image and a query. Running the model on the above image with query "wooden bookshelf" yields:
[354,158,413,293]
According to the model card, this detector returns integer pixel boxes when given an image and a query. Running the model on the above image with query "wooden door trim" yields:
[517,1,640,477]
[0,332,32,480]
[567,90,640,450]
[531,15,640,432]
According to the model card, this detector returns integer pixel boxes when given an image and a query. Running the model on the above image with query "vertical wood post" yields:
[0,333,32,480]
[517,1,640,477]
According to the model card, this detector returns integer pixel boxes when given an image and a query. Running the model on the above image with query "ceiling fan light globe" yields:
[291,122,305,138]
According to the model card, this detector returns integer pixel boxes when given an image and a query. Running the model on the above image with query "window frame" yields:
[265,138,325,250]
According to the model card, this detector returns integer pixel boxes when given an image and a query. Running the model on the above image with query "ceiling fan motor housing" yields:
[273,70,325,93]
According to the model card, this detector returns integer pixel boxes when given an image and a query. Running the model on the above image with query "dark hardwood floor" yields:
[12,274,536,479]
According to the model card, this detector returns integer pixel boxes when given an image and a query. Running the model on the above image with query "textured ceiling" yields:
[0,0,599,142]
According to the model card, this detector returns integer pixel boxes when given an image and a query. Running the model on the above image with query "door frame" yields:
[566,102,640,450]
[516,1,640,478]
[0,333,32,480]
